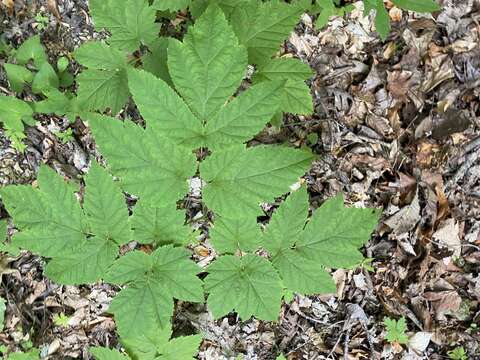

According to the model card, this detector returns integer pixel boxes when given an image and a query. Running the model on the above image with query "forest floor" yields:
[0,0,480,359]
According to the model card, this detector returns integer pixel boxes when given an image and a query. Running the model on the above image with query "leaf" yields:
[91,347,129,360]
[209,216,261,254]
[392,0,440,12]
[15,35,47,67]
[229,0,308,65]
[87,114,197,205]
[262,186,308,256]
[121,324,202,360]
[75,42,130,114]
[0,95,34,134]
[4,64,33,92]
[143,37,173,85]
[83,162,131,245]
[1,165,84,258]
[75,41,127,69]
[203,80,283,149]
[201,145,314,217]
[384,317,409,344]
[8,350,40,360]
[254,58,314,114]
[1,163,131,284]
[131,202,190,246]
[296,193,380,268]
[105,246,203,338]
[374,0,390,41]
[89,0,158,52]
[152,0,192,11]
[168,5,248,121]
[127,68,203,148]
[205,254,282,320]
[44,237,118,284]
[33,89,87,122]
[31,62,59,94]
[263,187,335,294]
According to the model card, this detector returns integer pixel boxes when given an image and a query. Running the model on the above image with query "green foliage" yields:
[0,162,131,284]
[8,350,40,360]
[105,246,203,339]
[391,0,440,12]
[448,347,467,360]
[91,325,202,360]
[89,0,158,52]
[384,316,409,344]
[0,95,34,151]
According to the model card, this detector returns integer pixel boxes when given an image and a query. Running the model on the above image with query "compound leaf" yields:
[168,4,247,121]
[88,114,197,205]
[209,216,261,254]
[205,254,282,321]
[201,145,314,217]
[89,0,158,52]
[106,246,203,337]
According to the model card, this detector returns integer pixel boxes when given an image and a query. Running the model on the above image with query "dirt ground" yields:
[0,0,479,359]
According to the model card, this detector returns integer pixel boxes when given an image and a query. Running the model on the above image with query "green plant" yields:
[448,346,467,360]
[384,316,409,345]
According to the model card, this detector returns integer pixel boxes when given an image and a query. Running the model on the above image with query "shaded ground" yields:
[0,0,480,359]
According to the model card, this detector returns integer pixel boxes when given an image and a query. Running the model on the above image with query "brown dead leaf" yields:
[2,0,13,16]
[423,290,462,321]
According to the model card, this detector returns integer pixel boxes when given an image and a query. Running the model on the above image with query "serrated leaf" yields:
[15,35,47,67]
[263,187,335,294]
[4,64,33,92]
[105,246,203,337]
[143,37,172,85]
[392,0,440,12]
[209,216,261,254]
[205,254,282,320]
[254,58,314,115]
[273,250,335,294]
[91,347,129,360]
[201,145,314,217]
[263,186,308,256]
[296,193,380,268]
[87,114,197,205]
[152,0,192,11]
[44,237,118,284]
[1,166,84,257]
[131,202,190,246]
[229,0,307,65]
[33,89,87,122]
[76,67,129,114]
[1,163,131,284]
[384,317,409,344]
[127,68,203,147]
[168,5,248,121]
[190,0,246,18]
[83,162,131,245]
[31,62,59,94]
[75,41,127,70]
[280,80,313,114]
[121,324,201,360]
[254,58,313,83]
[203,80,283,149]
[89,0,158,52]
